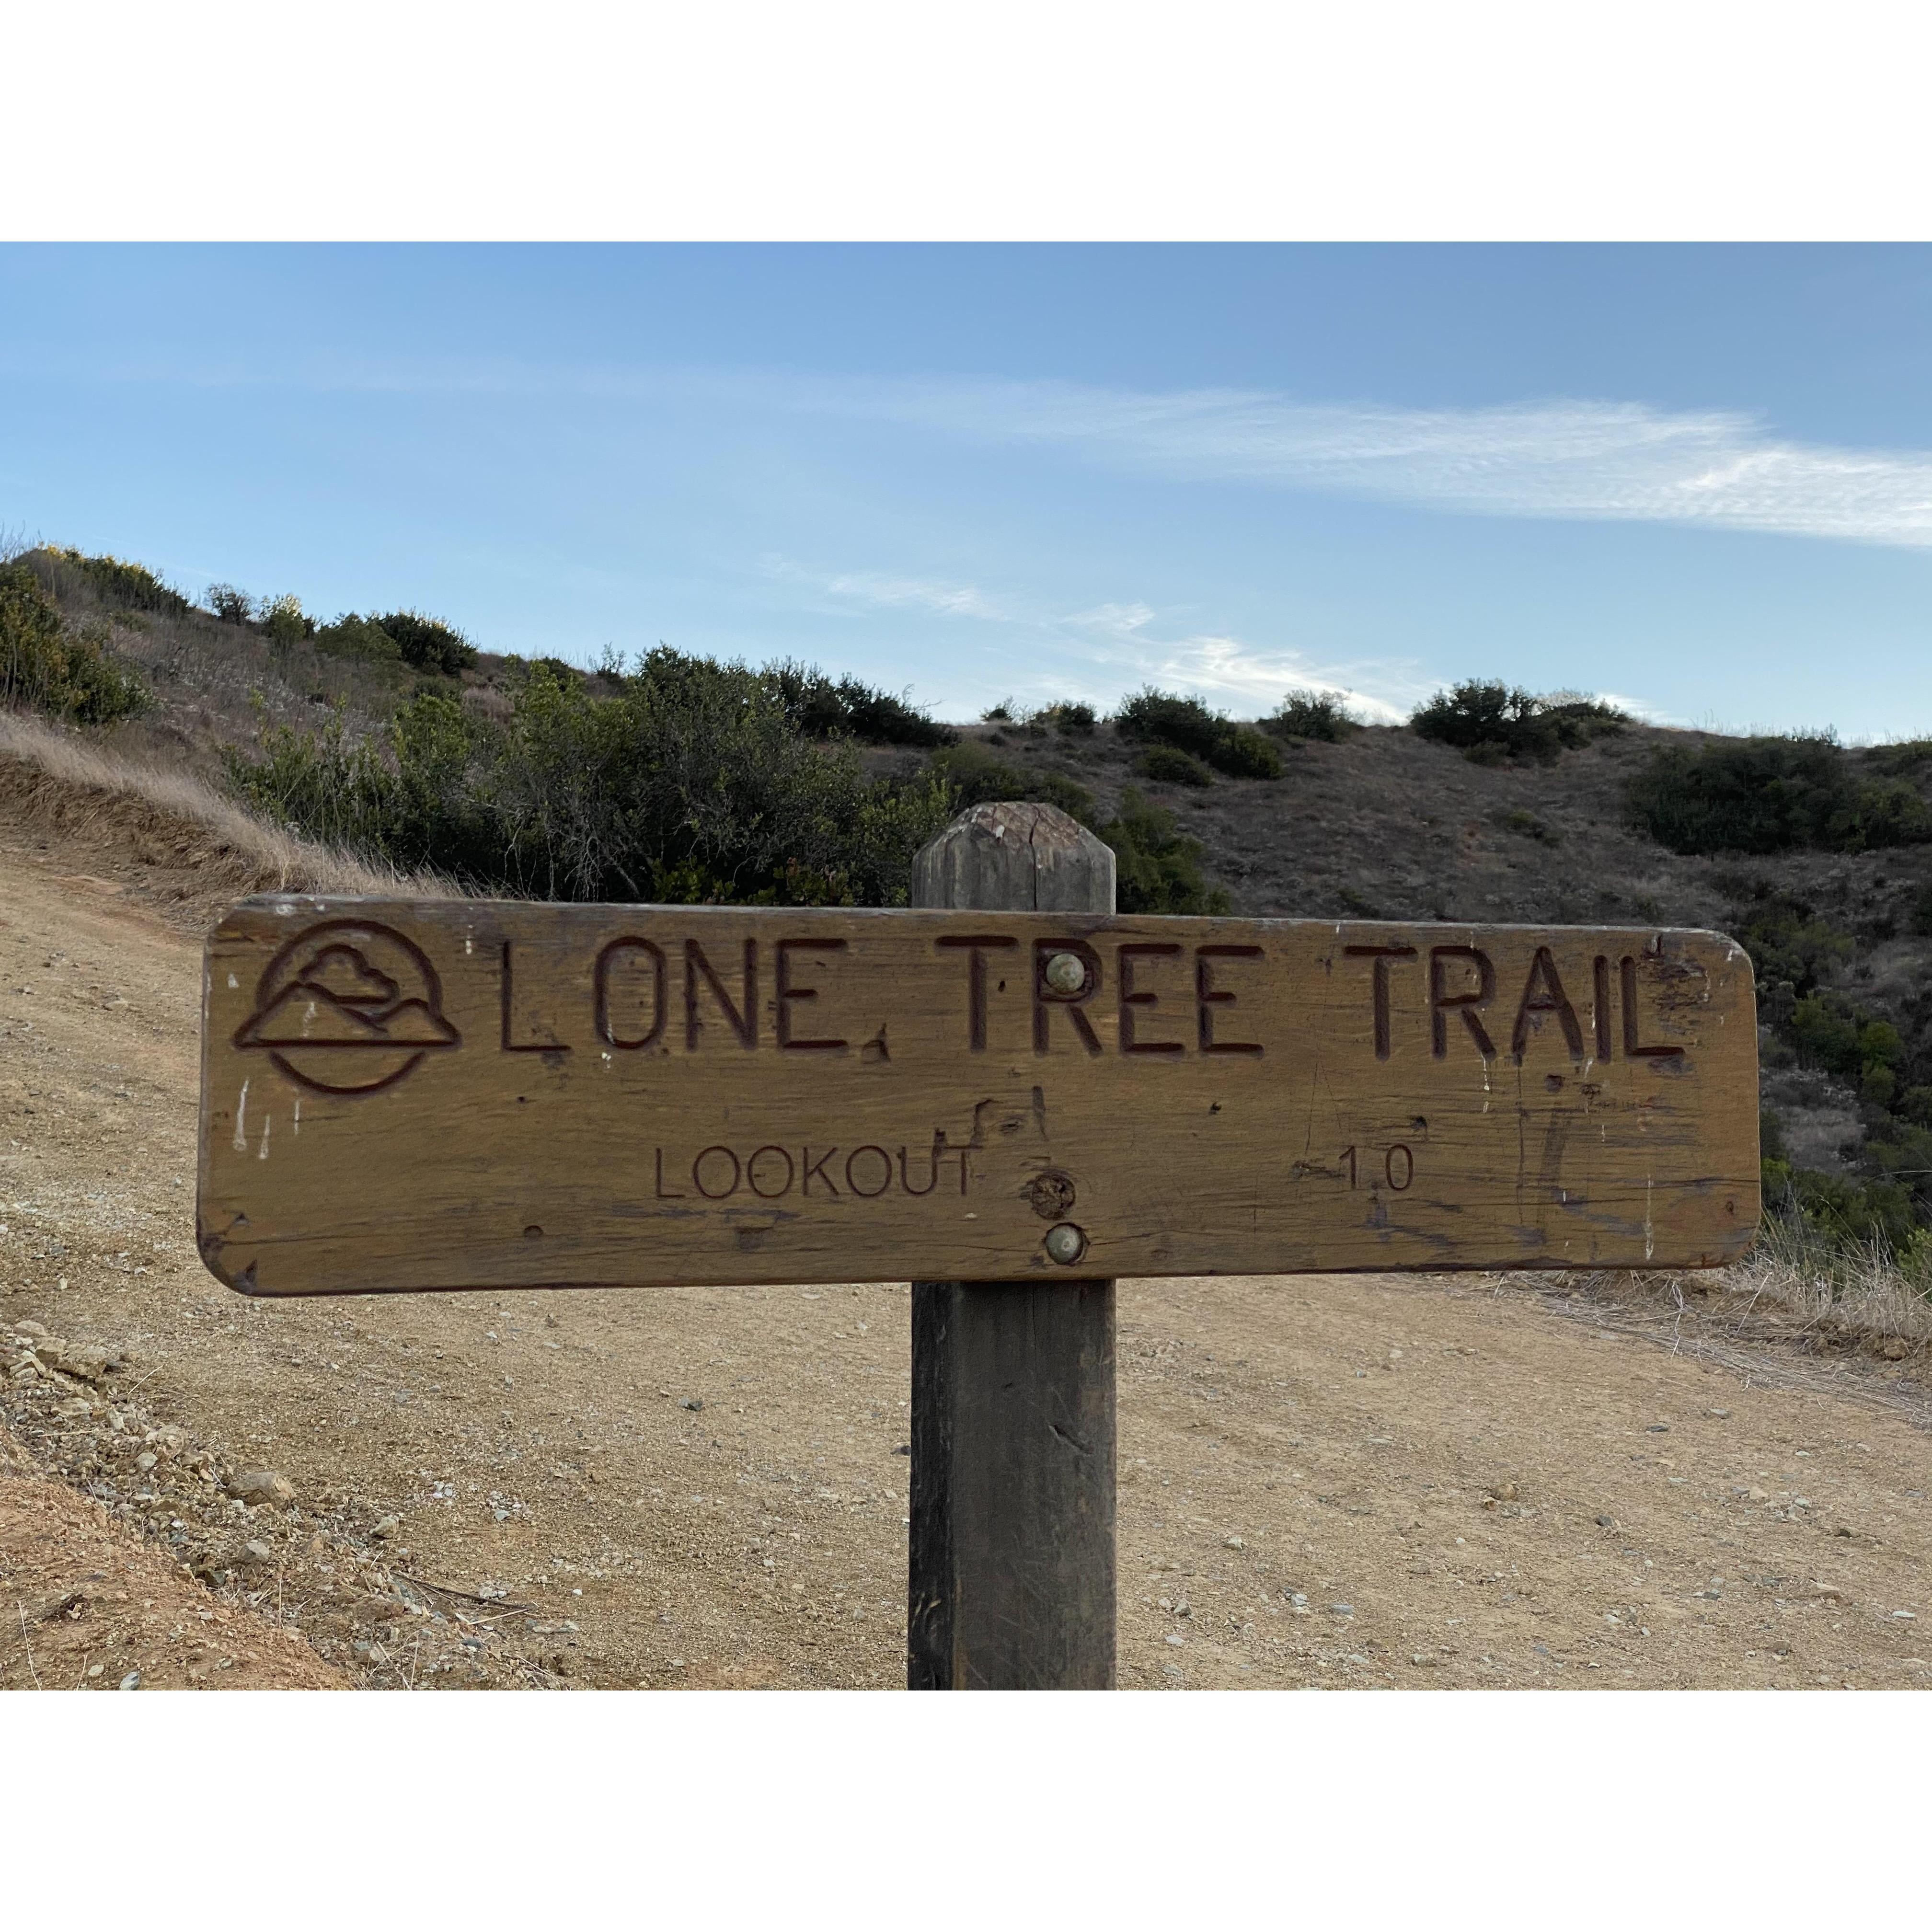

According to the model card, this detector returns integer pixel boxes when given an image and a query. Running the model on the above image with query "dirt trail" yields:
[3,814,1930,1690]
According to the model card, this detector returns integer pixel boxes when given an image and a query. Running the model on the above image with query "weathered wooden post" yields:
[907,802,1118,1690]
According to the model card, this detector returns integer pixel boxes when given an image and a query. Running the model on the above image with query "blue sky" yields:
[3,244,1931,736]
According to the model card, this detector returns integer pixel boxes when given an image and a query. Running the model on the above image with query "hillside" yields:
[7,540,1932,1247]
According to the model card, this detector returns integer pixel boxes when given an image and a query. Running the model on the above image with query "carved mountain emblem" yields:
[235,922,460,1094]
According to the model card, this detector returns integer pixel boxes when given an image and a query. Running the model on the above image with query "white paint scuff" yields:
[232,1080,249,1152]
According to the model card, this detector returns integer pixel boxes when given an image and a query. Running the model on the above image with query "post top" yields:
[913,802,1116,914]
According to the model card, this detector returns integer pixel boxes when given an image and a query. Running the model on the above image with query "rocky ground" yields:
[4,795,1932,1691]
[1,1416,348,1690]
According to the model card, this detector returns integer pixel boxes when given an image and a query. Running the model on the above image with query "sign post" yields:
[195,801,1761,1690]
[907,803,1118,1690]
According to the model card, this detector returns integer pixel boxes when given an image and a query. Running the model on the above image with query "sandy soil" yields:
[2,811,1930,1690]
[0,1446,349,1690]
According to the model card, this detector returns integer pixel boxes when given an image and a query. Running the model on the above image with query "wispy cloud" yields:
[814,379,1932,552]
[1592,689,1686,727]
[819,570,1006,621]
[1143,635,1415,722]
[777,552,1419,720]
[55,344,1932,551]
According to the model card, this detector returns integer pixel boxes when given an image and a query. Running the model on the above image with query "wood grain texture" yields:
[196,896,1760,1296]
[908,1276,1116,1689]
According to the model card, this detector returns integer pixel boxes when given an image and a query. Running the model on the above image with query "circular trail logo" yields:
[233,920,461,1095]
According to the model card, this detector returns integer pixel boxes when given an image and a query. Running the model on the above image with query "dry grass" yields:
[1500,1221,1932,1424]
[1687,1218,1932,1348]
[0,707,458,906]
[1537,1225,1931,1353]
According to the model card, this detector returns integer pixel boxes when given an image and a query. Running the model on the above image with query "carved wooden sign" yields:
[196,897,1760,1297]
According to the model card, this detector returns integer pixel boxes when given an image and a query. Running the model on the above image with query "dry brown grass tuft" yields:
[1687,1217,1932,1348]
[0,707,460,906]
[1506,1218,1932,1415]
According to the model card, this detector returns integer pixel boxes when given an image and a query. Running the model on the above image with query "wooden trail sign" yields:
[196,895,1760,1297]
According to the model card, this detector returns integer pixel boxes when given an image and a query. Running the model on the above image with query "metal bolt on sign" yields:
[1043,950,1087,995]
[1043,1223,1087,1265]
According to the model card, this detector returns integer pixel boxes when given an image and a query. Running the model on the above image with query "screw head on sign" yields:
[1044,952,1086,995]
[1044,1222,1087,1265]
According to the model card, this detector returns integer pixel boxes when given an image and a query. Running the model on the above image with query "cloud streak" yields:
[818,570,1007,621]
[54,345,1932,551]
[818,378,1932,552]
[779,553,1422,721]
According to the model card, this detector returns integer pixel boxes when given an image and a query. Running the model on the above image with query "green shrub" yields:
[223,707,408,858]
[1867,1116,1932,1204]
[1411,680,1624,762]
[1910,883,1932,937]
[1137,744,1215,787]
[60,626,147,724]
[1787,992,1863,1082]
[838,678,953,747]
[259,594,313,647]
[1210,725,1283,780]
[1116,688,1226,761]
[39,548,194,618]
[0,564,148,725]
[1779,1168,1921,1252]
[2,564,71,699]
[1116,686,1281,778]
[767,660,955,747]
[1835,777,1932,850]
[982,699,1015,723]
[206,583,253,625]
[1267,690,1358,742]
[314,613,404,663]
[374,610,478,676]
[1725,890,1855,997]
[1099,789,1230,915]
[930,739,1094,820]
[768,660,853,737]
[1863,739,1932,777]
[1627,734,1932,856]
[226,646,954,905]
[1863,1063,1899,1108]
[1039,701,1096,737]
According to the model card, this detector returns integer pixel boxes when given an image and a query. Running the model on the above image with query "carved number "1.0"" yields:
[1340,1144,1414,1191]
